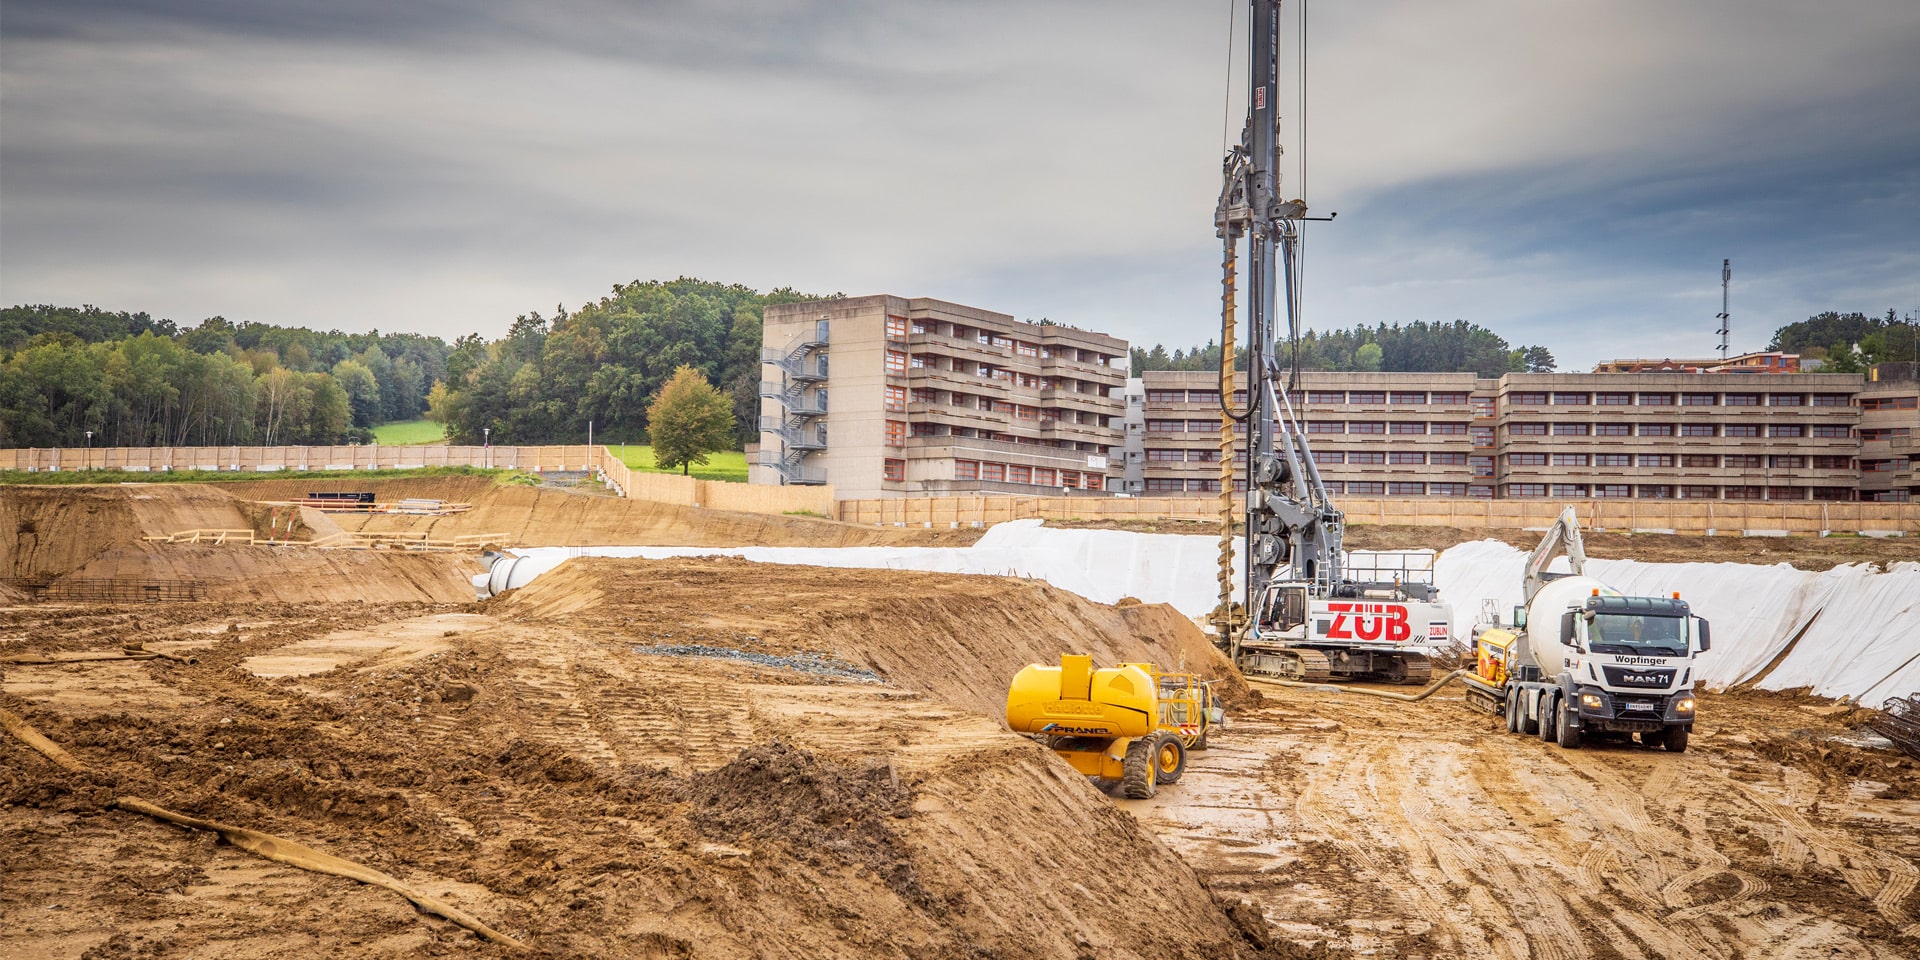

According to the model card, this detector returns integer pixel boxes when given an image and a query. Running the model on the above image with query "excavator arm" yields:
[1522,505,1589,604]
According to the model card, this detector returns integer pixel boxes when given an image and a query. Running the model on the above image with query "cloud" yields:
[2,1,1915,371]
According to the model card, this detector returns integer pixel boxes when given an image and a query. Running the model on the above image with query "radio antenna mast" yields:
[1715,259,1731,360]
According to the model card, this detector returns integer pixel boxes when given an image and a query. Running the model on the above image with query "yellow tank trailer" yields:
[1006,654,1221,799]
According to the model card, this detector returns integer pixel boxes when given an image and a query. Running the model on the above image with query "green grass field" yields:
[370,419,448,445]
[612,445,749,483]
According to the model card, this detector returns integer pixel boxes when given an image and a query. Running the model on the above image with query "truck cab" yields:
[1555,593,1707,748]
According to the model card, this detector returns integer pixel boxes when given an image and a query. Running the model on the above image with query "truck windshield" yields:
[1587,614,1688,657]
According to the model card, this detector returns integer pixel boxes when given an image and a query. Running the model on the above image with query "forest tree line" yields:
[5,293,1911,450]
[1,305,449,447]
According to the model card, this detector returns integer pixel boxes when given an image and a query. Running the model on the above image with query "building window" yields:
[883,458,904,482]
[1349,391,1386,405]
[1595,423,1632,436]
[1639,424,1675,437]
[1769,394,1805,407]
[1724,424,1760,437]
[1768,487,1806,501]
[1812,455,1853,470]
[1431,482,1469,496]
[1594,484,1631,498]
[1188,390,1220,404]
[1389,452,1426,465]
[1387,482,1425,495]
[1349,421,1386,434]
[1147,448,1185,461]
[884,385,907,412]
[1724,454,1762,468]
[1862,427,1914,441]
[1432,452,1469,465]
[1638,485,1674,499]
[1724,393,1760,407]
[1595,454,1632,467]
[1552,392,1589,405]
[1469,484,1495,498]
[1014,404,1038,421]
[1390,422,1427,434]
[1471,456,1495,477]
[1680,424,1715,437]
[1810,425,1850,438]
[1639,393,1675,406]
[1680,485,1718,499]
[1431,422,1468,435]
[1769,455,1805,469]
[1059,470,1079,487]
[1349,481,1386,495]
[1511,392,1549,405]
[1307,391,1345,404]
[1681,393,1717,406]
[1770,424,1805,438]
[884,420,907,447]
[1811,393,1853,407]
[1425,391,1465,405]
[1553,453,1589,466]
[1032,467,1057,486]
[1595,393,1631,406]
[1350,451,1387,465]
[1391,391,1428,404]
[1511,422,1549,436]
[1148,389,1187,403]
[1471,426,1495,447]
[1007,465,1032,484]
[1551,484,1589,498]
[885,316,907,341]
[1723,485,1761,500]
[1015,341,1039,357]
[1508,483,1548,497]
[1639,454,1675,468]
[1682,454,1718,468]
[1146,419,1184,433]
[1509,453,1548,466]
[1145,478,1185,492]
[1312,450,1345,464]
[886,349,907,375]
[955,459,979,480]
[1862,396,1918,410]
[1308,421,1345,434]
[981,462,1006,482]
[1472,398,1496,418]
[1553,423,1590,436]
[1810,487,1852,501]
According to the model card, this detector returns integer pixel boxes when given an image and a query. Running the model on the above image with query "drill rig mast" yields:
[1214,0,1448,683]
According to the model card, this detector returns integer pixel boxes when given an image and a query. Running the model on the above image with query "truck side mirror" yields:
[1695,618,1711,652]
[1561,611,1577,647]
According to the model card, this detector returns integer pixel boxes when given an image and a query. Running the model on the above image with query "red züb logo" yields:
[1324,603,1411,642]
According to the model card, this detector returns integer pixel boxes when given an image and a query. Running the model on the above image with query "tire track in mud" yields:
[1718,774,1920,931]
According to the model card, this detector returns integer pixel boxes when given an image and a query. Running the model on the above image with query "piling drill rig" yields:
[1210,0,1450,683]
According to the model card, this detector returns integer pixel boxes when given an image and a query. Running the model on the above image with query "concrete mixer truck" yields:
[1463,507,1711,752]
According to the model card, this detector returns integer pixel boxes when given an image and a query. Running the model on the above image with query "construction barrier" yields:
[836,494,1920,537]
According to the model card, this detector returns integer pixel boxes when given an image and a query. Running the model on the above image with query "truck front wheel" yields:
[1662,725,1690,754]
[1538,693,1558,742]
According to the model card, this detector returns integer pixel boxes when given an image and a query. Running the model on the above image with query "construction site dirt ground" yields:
[4,480,1918,958]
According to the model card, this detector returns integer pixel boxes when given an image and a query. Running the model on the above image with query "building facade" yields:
[1131,370,1909,501]
[752,295,1127,499]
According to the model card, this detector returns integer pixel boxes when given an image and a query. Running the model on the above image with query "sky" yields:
[3,0,1916,370]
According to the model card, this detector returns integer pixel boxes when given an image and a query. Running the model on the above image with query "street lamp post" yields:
[483,427,491,469]
[84,430,93,471]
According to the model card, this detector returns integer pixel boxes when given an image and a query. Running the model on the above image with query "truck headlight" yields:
[1674,697,1695,714]
[1581,693,1604,710]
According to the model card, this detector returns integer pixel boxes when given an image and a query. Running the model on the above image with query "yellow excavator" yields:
[1006,654,1222,799]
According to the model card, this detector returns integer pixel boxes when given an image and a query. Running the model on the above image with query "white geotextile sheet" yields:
[493,521,1918,702]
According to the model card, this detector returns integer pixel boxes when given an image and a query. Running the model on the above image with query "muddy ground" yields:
[3,480,1917,959]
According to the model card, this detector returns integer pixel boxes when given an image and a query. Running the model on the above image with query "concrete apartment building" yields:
[1125,370,1913,501]
[751,295,1127,499]
[1859,364,1920,502]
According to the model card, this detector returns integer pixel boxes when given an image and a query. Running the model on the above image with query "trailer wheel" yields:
[1120,737,1158,799]
[1539,693,1558,742]
[1662,725,1690,754]
[1556,703,1581,749]
[1191,726,1210,751]
[1153,734,1187,785]
[1521,693,1541,735]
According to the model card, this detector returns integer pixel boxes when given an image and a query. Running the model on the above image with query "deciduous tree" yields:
[647,365,735,475]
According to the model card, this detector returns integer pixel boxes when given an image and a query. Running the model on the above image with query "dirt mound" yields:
[63,543,481,603]
[497,556,1242,718]
[1,484,277,579]
[221,475,982,548]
